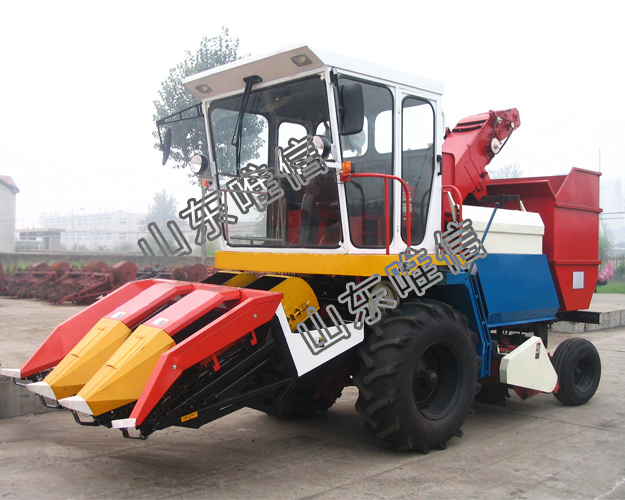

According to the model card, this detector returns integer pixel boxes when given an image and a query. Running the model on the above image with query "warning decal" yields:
[181,411,198,423]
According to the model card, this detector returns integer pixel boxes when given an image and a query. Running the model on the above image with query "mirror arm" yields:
[156,102,204,128]
[155,103,205,166]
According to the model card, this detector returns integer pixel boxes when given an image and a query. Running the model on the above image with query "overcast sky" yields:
[1,1,622,230]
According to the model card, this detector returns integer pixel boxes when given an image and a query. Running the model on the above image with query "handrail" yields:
[341,172,412,254]
[442,184,463,222]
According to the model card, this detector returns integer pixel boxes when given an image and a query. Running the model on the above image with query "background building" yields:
[40,211,146,251]
[0,175,19,252]
[16,228,64,251]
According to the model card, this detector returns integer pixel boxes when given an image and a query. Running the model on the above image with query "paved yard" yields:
[0,296,624,499]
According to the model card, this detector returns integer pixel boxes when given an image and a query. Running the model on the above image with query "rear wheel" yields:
[354,300,479,453]
[552,338,601,406]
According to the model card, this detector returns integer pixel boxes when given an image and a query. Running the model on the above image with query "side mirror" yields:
[339,83,364,136]
[161,127,172,166]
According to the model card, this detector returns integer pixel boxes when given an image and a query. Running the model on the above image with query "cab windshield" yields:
[209,75,341,248]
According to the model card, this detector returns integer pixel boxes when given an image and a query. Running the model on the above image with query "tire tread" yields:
[354,300,479,452]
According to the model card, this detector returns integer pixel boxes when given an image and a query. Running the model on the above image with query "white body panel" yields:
[276,306,363,377]
[26,381,56,399]
[58,395,94,415]
[462,205,544,255]
[111,418,136,430]
[0,368,21,379]
[185,45,445,257]
[500,337,558,393]
[183,44,444,100]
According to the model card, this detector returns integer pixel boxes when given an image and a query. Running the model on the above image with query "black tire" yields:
[354,300,479,453]
[552,338,601,406]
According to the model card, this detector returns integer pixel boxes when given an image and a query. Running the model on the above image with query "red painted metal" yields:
[8,262,70,298]
[38,263,96,302]
[112,261,138,284]
[171,264,209,282]
[2,263,49,297]
[20,279,163,377]
[442,185,464,223]
[341,172,412,252]
[104,281,197,328]
[54,261,138,304]
[512,386,542,400]
[487,168,602,311]
[442,109,520,205]
[130,287,283,426]
[144,284,241,334]
[384,177,389,254]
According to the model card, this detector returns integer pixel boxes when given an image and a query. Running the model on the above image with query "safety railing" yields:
[442,184,463,223]
[341,172,412,254]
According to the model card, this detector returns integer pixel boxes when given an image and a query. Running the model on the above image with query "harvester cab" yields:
[1,45,602,454]
[159,45,451,259]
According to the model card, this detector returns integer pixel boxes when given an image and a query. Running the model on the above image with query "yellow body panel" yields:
[268,276,319,331]
[216,251,447,277]
[77,325,175,416]
[43,318,131,399]
[222,272,258,287]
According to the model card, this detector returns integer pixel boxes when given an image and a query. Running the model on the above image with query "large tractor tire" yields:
[354,300,479,453]
[552,338,601,406]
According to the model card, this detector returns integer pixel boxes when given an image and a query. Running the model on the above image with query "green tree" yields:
[599,233,613,263]
[153,27,241,169]
[144,190,178,228]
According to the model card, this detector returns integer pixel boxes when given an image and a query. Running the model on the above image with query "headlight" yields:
[312,135,331,159]
[189,154,209,175]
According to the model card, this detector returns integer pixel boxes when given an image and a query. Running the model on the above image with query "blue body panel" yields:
[476,253,560,327]
[440,271,492,377]
[438,254,559,378]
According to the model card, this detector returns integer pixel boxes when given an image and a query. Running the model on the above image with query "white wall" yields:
[41,211,146,250]
[0,183,17,252]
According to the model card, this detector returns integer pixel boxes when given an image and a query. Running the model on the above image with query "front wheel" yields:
[354,300,479,453]
[552,338,601,406]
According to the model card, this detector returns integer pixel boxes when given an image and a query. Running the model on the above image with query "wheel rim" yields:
[412,342,461,419]
[573,356,595,393]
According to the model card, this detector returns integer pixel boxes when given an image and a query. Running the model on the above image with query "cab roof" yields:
[183,44,445,100]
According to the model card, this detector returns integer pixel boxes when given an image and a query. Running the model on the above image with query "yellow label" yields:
[181,411,198,423]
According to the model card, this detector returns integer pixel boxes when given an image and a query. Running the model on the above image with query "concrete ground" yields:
[0,296,624,499]
[0,297,83,368]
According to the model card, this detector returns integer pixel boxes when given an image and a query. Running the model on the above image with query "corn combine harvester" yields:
[1,46,602,453]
